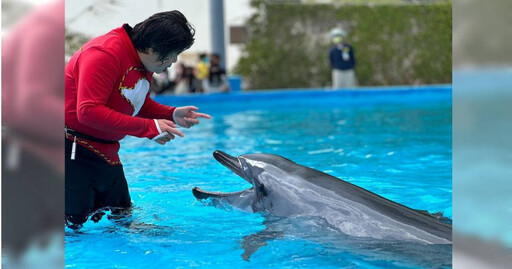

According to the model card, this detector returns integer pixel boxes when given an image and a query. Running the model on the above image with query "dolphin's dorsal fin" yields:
[415,210,452,224]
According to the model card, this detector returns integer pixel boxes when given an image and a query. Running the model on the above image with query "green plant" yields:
[234,2,452,89]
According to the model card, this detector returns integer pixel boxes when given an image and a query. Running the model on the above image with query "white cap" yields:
[329,28,346,38]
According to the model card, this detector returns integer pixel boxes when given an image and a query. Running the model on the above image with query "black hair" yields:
[199,53,207,59]
[128,10,195,61]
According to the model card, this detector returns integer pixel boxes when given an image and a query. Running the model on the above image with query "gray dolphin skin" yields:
[193,150,452,247]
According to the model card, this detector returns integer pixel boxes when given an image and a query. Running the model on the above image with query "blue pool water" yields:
[65,86,452,268]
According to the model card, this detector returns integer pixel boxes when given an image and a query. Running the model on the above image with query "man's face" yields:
[211,56,219,65]
[332,36,343,45]
[140,48,179,73]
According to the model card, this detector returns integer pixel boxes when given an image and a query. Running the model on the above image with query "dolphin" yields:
[193,151,452,259]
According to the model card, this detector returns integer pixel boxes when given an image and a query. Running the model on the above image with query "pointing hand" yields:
[173,106,212,128]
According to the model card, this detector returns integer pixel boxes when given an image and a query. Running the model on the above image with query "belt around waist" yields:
[65,127,117,144]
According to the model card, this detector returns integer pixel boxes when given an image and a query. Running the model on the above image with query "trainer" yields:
[65,11,211,227]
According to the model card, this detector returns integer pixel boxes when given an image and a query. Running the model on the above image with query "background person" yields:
[173,62,190,95]
[203,53,230,93]
[193,53,209,92]
[328,28,357,88]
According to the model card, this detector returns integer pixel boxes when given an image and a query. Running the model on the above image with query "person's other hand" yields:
[154,119,184,145]
[173,106,212,128]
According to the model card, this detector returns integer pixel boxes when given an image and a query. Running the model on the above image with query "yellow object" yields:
[195,62,209,79]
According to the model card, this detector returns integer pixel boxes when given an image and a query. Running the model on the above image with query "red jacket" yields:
[65,25,175,165]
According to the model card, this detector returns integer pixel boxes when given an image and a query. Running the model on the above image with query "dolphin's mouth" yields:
[192,150,253,200]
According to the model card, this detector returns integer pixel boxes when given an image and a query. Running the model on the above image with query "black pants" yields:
[65,138,131,225]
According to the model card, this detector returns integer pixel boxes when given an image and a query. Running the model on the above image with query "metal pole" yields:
[210,0,226,69]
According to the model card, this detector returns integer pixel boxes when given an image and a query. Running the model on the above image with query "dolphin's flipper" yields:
[241,228,283,261]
